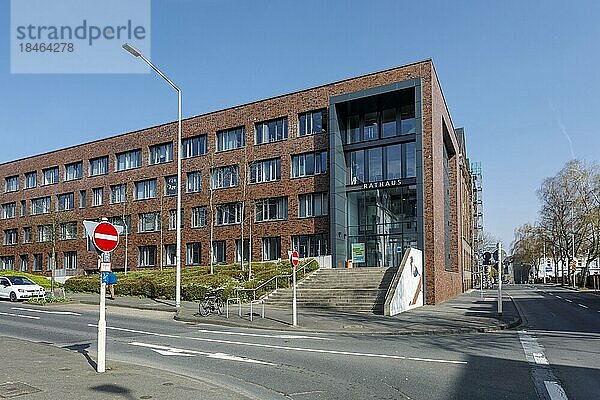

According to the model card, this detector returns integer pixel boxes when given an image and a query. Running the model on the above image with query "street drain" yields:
[139,396,152,399]
[0,382,41,398]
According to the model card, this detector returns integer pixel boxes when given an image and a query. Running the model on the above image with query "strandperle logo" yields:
[15,20,147,46]
[11,0,151,74]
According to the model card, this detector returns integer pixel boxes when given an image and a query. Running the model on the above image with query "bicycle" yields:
[197,288,224,316]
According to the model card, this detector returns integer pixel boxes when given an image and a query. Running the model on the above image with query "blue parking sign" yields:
[101,272,110,284]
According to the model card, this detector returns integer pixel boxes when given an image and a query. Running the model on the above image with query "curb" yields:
[76,299,177,313]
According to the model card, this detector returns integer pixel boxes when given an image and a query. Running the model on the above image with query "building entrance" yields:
[346,186,418,267]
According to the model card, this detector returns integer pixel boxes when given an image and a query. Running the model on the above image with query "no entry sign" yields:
[93,222,119,253]
[290,251,299,267]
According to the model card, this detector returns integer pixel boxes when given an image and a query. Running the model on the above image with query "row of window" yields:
[0,233,329,271]
[345,105,416,144]
[1,193,328,245]
[3,110,327,193]
[2,152,328,217]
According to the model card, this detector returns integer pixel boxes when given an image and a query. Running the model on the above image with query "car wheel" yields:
[9,292,18,302]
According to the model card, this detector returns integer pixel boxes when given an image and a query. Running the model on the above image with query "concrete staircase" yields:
[264,267,397,314]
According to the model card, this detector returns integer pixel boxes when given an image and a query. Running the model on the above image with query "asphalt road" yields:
[1,285,598,399]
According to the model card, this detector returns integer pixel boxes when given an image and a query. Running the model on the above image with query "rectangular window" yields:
[255,117,288,144]
[33,254,43,271]
[235,239,250,263]
[385,144,402,180]
[182,135,207,158]
[212,241,226,264]
[164,244,176,266]
[291,151,327,178]
[92,187,104,206]
[108,215,132,234]
[186,171,202,193]
[89,156,108,176]
[191,206,207,228]
[404,142,416,178]
[31,197,51,215]
[292,234,329,258]
[216,126,245,152]
[366,147,383,182]
[4,175,19,192]
[0,256,15,270]
[38,225,52,242]
[346,149,365,185]
[347,115,361,143]
[186,242,201,265]
[60,222,77,240]
[363,112,379,141]
[400,104,416,135]
[24,171,37,189]
[20,255,28,272]
[262,237,281,261]
[139,246,157,267]
[116,149,142,171]
[22,227,32,244]
[249,158,280,184]
[65,161,83,181]
[211,165,239,189]
[42,167,59,185]
[254,197,288,222]
[110,184,127,204]
[138,212,161,233]
[149,142,173,165]
[3,229,18,245]
[381,108,398,138]
[57,193,74,211]
[64,251,77,269]
[215,203,242,226]
[298,193,328,218]
[20,200,26,217]
[298,109,325,136]
[1,203,16,219]
[168,209,184,230]
[134,179,157,200]
[79,190,87,208]
[164,175,178,196]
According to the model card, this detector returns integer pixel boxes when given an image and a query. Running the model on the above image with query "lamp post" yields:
[123,43,182,308]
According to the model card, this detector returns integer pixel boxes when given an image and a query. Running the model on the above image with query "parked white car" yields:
[0,276,45,302]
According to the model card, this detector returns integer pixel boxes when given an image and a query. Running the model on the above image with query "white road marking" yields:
[555,296,562,299]
[565,299,572,303]
[0,311,40,320]
[129,342,276,365]
[577,304,588,309]
[196,329,333,341]
[91,324,466,365]
[544,381,569,400]
[519,330,569,399]
[12,307,81,316]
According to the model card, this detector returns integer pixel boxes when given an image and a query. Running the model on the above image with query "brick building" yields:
[0,60,474,304]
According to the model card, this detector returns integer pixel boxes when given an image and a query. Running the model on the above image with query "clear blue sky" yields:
[1,0,599,248]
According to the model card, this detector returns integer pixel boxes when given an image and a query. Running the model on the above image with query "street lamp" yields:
[123,43,182,308]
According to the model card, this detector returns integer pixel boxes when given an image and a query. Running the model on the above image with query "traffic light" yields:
[483,252,492,265]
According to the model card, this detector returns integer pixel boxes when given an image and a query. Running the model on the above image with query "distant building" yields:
[0,60,474,304]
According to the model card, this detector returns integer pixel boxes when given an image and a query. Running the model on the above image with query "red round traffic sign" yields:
[93,222,119,252]
[291,251,299,267]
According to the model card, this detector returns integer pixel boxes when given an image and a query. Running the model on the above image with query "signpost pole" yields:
[97,256,106,373]
[498,242,503,316]
[289,250,299,326]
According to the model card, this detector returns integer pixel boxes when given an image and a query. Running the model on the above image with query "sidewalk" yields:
[0,336,253,400]
[70,289,521,335]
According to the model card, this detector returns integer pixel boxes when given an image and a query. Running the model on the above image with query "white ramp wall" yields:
[384,248,424,316]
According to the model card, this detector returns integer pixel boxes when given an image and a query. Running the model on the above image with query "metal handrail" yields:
[236,259,317,301]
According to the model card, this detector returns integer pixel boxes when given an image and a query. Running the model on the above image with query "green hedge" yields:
[64,259,319,302]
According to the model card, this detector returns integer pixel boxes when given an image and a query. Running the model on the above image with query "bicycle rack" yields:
[226,297,242,318]
[249,299,265,321]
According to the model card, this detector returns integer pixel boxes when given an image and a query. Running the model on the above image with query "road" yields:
[0,285,598,399]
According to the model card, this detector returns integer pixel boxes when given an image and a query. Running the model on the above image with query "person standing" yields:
[106,272,117,300]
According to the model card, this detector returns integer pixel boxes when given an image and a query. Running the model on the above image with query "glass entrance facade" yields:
[329,79,424,269]
[347,186,417,267]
